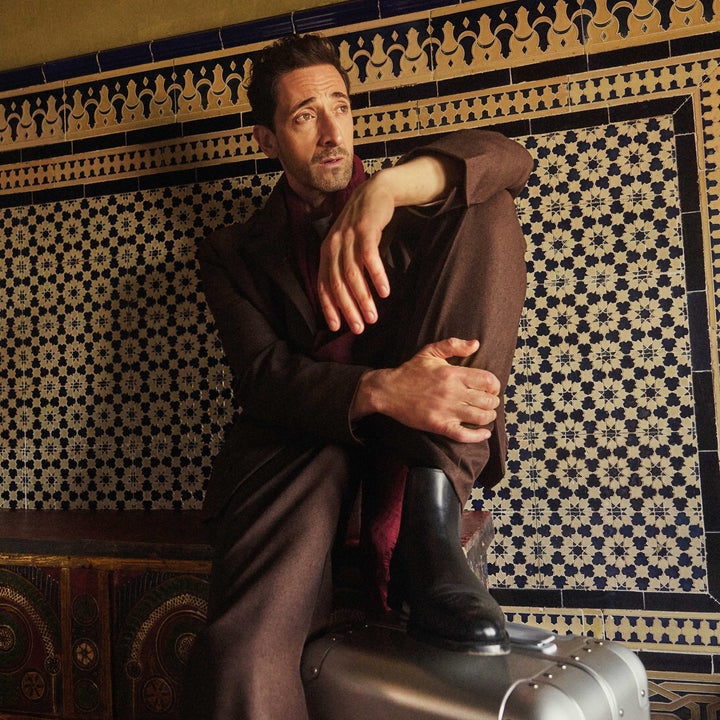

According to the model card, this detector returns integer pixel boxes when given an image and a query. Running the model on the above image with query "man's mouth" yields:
[315,151,348,167]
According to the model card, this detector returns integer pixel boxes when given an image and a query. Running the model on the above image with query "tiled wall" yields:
[1,0,719,714]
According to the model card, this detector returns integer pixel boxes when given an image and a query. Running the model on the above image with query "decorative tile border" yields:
[0,57,714,196]
[2,0,720,149]
[504,606,720,655]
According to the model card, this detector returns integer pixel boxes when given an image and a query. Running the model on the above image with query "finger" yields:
[464,370,501,396]
[464,374,502,398]
[318,245,344,332]
[421,337,479,361]
[319,230,366,333]
[360,235,390,299]
[343,239,378,325]
[463,388,500,411]
[318,278,343,332]
[444,423,492,443]
[327,250,366,334]
[458,403,497,427]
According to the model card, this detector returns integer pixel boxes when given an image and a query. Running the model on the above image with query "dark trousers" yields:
[184,190,527,719]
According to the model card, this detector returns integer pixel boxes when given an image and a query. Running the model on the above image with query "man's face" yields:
[254,64,354,208]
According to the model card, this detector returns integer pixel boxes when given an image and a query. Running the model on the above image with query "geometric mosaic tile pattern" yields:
[1,116,706,601]
[477,117,706,593]
[648,674,720,719]
[3,177,276,509]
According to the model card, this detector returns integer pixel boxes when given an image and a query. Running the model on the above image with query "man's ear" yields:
[253,125,279,159]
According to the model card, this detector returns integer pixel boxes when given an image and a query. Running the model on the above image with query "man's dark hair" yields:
[247,34,351,130]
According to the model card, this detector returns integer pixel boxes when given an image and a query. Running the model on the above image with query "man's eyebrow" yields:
[289,91,350,115]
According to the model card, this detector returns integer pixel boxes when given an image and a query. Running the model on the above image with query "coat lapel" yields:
[245,179,318,341]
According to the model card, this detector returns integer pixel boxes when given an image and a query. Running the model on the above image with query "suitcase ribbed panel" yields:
[302,624,650,720]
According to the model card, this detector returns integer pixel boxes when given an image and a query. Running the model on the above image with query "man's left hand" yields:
[317,154,461,334]
[317,174,393,334]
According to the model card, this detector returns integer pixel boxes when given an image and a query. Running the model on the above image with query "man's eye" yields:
[296,112,313,123]
[337,105,349,114]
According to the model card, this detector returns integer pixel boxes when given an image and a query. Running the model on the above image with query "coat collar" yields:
[245,175,318,337]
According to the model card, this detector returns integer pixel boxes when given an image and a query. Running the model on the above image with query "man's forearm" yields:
[369,153,463,208]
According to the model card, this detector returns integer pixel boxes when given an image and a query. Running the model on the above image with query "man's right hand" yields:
[351,338,500,443]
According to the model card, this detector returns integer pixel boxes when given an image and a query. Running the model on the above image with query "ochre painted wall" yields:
[0,0,345,71]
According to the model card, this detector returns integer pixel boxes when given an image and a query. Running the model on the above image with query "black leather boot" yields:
[388,467,510,654]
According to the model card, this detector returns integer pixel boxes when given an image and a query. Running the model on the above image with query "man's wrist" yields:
[350,368,389,421]
[377,154,461,207]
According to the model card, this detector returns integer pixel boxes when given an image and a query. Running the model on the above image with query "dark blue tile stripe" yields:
[436,68,512,98]
[693,370,718,452]
[370,81,438,106]
[497,586,720,613]
[707,531,720,602]
[379,0,458,16]
[21,141,72,163]
[2,1,713,91]
[0,149,22,165]
[676,133,701,213]
[0,64,45,93]
[562,589,645,610]
[196,159,256,183]
[220,15,295,49]
[638,650,712,674]
[608,96,685,124]
[588,40,670,72]
[682,211,705,292]
[687,291,712,371]
[671,30,720,57]
[43,53,100,83]
[31,184,85,205]
[493,588,562,608]
[151,29,223,62]
[72,132,128,155]
[126,124,183,147]
[98,43,154,72]
[673,98,695,135]
[294,0,380,33]
[644,588,720,612]
[0,191,32,209]
[138,168,197,191]
[700,451,720,533]
[512,54,588,85]
[530,107,610,134]
[84,177,140,198]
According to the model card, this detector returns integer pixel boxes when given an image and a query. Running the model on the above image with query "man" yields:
[186,33,532,720]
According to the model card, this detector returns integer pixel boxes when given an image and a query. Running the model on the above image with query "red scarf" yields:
[284,155,367,362]
[284,155,402,614]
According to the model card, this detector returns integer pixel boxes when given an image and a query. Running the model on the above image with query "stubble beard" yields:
[309,149,353,194]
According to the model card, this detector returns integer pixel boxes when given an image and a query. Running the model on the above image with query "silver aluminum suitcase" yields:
[302,622,650,720]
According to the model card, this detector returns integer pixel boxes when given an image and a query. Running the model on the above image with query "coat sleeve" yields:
[197,226,371,445]
[400,128,534,206]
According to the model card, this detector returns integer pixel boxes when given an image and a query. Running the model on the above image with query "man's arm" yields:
[317,153,463,334]
[317,128,533,335]
[350,338,501,444]
[197,227,373,445]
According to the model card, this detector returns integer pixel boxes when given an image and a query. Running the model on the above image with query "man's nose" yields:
[318,110,343,146]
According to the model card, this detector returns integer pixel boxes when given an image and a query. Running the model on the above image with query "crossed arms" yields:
[319,131,532,443]
[198,129,533,447]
